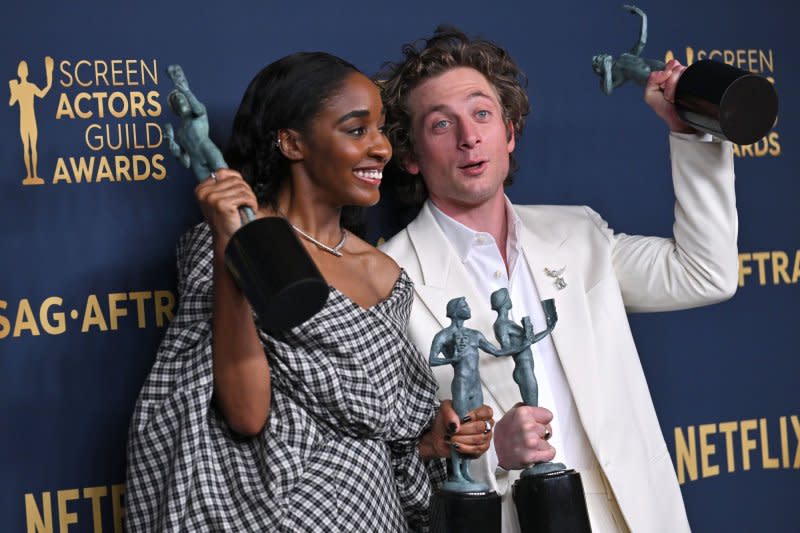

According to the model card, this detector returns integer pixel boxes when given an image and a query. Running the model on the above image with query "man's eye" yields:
[476,110,490,119]
[434,120,449,129]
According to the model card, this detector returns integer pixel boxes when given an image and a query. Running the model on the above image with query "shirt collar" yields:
[427,197,523,269]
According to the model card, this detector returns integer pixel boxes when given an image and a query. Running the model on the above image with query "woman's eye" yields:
[349,127,366,136]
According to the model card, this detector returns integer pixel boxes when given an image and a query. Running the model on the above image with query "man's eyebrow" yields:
[336,107,386,124]
[419,91,496,117]
[467,90,494,101]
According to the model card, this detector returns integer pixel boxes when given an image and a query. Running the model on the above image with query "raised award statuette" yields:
[164,65,329,330]
[592,5,778,145]
[490,288,592,533]
[428,296,534,533]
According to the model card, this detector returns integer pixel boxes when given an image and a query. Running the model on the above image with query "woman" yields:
[124,52,493,532]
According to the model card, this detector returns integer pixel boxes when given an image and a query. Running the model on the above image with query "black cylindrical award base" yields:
[430,489,501,533]
[513,468,592,533]
[675,59,778,145]
[224,216,329,331]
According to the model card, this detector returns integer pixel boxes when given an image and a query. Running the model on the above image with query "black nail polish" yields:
[461,415,472,423]
[447,422,457,434]
[444,434,451,442]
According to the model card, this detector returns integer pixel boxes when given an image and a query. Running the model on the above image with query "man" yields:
[379,27,737,532]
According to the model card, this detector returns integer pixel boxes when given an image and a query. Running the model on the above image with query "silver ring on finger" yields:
[483,420,492,434]
[543,426,552,441]
[210,172,217,182]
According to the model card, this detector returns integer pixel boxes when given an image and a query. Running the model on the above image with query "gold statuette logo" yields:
[9,56,54,185]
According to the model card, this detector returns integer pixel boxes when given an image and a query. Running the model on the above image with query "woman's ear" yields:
[276,129,304,161]
[403,155,420,175]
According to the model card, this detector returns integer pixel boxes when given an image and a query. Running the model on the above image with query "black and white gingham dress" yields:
[125,223,445,532]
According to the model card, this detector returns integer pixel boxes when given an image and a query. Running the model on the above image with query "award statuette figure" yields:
[429,297,534,533]
[164,65,328,331]
[592,5,778,145]
[490,288,592,533]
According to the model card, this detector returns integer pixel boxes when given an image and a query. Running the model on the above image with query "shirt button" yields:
[494,270,503,279]
[476,236,485,244]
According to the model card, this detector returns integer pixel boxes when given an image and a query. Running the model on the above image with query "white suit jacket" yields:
[381,134,738,532]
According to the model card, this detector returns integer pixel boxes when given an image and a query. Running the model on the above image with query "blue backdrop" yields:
[2,1,797,531]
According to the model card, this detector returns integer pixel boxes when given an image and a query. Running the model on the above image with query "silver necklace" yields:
[290,223,347,257]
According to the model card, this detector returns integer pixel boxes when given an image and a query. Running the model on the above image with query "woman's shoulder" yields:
[346,232,402,285]
[348,231,399,262]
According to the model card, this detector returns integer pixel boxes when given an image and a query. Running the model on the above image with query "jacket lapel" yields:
[407,203,517,411]
[406,203,476,329]
[515,207,604,452]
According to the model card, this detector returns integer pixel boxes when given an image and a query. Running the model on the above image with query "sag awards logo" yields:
[8,56,166,186]
[665,46,781,158]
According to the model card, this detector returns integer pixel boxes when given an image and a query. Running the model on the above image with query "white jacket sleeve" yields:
[592,133,738,312]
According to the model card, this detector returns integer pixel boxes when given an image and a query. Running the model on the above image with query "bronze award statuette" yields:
[164,65,328,331]
[592,5,778,145]
[490,290,592,533]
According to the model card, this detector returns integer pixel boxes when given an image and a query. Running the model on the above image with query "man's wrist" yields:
[489,436,509,472]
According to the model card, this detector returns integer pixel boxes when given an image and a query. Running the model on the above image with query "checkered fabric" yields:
[125,223,446,532]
